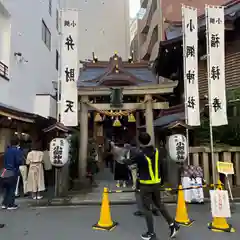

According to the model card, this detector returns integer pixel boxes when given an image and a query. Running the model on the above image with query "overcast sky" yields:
[129,0,140,18]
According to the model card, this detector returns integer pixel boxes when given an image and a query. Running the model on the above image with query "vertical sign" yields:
[206,6,227,126]
[60,9,79,126]
[182,5,200,126]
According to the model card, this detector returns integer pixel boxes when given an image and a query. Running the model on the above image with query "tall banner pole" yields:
[205,5,227,186]
[182,4,190,165]
[205,6,216,186]
[182,5,200,166]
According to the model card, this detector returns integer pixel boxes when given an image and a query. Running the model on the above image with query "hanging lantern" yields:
[128,113,136,122]
[94,113,102,122]
[113,117,121,127]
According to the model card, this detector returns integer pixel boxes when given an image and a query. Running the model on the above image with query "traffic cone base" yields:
[175,185,194,227]
[175,219,194,227]
[92,222,118,231]
[208,218,235,233]
[92,187,117,231]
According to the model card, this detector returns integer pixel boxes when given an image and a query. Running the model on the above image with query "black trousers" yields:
[1,176,17,207]
[140,183,173,233]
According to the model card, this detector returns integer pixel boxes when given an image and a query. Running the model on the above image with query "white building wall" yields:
[60,0,130,61]
[0,0,59,113]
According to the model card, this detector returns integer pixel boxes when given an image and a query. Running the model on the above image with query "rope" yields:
[106,183,223,193]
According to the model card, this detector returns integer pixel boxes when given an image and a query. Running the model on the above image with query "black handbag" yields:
[0,168,15,178]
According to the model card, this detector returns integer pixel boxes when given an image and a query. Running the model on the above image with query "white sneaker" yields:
[32,196,37,200]
[1,205,7,209]
[37,196,43,200]
[7,205,18,210]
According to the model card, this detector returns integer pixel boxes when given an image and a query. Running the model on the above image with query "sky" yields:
[129,0,140,18]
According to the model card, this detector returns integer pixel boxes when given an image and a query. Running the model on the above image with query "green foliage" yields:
[195,116,240,146]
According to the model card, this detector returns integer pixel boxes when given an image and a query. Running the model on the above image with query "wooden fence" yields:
[189,146,240,187]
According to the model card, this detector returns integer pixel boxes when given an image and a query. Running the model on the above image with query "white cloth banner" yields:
[206,6,228,126]
[182,177,204,203]
[60,9,79,126]
[182,5,200,126]
[210,190,231,218]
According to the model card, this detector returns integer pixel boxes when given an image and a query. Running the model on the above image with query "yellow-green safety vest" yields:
[139,148,161,184]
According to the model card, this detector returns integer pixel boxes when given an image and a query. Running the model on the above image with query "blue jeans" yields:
[2,176,17,207]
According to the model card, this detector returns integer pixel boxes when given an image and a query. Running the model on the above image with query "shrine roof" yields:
[77,54,157,87]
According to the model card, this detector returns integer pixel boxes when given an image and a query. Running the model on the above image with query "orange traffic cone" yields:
[208,180,235,232]
[175,185,194,226]
[92,187,118,231]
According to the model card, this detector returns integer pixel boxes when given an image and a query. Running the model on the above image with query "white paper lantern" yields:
[167,134,187,163]
[49,138,69,167]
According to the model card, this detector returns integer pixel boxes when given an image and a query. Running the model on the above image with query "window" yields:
[42,20,51,50]
[56,50,59,70]
[56,9,59,31]
[49,0,52,16]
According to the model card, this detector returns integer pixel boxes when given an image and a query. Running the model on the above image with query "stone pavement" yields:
[0,204,240,240]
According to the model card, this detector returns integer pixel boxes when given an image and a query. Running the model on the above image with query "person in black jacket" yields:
[125,132,179,240]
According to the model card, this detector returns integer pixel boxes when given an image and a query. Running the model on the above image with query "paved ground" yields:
[0,204,239,240]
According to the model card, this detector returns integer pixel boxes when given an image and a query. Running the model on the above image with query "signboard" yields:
[217,161,234,175]
[49,138,69,167]
[182,5,200,126]
[210,190,231,218]
[167,134,187,163]
[206,6,227,126]
[60,9,79,126]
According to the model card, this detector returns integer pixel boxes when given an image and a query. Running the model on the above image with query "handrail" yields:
[0,61,9,80]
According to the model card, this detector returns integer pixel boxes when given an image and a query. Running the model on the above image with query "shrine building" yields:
[77,52,178,178]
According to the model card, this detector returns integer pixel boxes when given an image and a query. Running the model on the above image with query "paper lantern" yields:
[128,113,136,122]
[167,134,187,163]
[49,138,69,167]
[113,117,121,127]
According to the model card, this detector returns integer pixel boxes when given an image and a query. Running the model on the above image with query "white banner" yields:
[60,9,79,126]
[206,6,228,126]
[182,5,200,126]
[210,190,231,218]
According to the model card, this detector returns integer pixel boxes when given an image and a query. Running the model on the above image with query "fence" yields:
[189,146,240,187]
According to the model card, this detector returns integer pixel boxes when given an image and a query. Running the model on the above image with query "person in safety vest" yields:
[125,132,179,240]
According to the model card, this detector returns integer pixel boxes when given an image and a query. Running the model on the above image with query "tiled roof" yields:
[77,67,157,87]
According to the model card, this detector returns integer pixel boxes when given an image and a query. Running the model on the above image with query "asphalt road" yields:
[0,204,240,240]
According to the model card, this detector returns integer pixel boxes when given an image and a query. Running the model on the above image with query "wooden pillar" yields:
[202,152,210,184]
[145,94,155,145]
[223,152,232,187]
[135,111,140,147]
[79,95,88,179]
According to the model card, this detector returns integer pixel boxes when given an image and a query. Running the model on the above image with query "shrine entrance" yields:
[77,53,178,186]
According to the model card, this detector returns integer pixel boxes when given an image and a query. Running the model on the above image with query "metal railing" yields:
[0,61,9,80]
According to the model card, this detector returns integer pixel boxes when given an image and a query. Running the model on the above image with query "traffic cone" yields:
[92,187,118,231]
[208,180,235,232]
[175,185,194,226]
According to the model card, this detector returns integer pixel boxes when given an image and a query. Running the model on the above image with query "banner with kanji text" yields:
[60,9,79,126]
[206,6,228,126]
[182,5,200,126]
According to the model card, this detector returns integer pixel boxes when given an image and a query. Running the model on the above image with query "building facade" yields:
[135,0,229,61]
[61,0,130,61]
[0,0,60,114]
